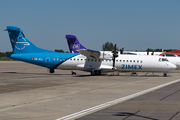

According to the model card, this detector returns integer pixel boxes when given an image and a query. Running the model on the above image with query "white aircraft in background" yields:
[65,35,176,75]
[126,49,180,70]
[126,51,162,56]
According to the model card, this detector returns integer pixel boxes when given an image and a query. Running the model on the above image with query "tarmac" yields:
[0,61,180,120]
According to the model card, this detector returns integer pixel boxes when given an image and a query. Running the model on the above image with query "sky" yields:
[0,0,180,52]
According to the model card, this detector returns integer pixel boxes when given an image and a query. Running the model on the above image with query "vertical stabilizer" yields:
[5,26,52,54]
[66,35,86,53]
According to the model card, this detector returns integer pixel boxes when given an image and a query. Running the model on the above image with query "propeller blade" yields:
[112,43,118,68]
[147,48,149,55]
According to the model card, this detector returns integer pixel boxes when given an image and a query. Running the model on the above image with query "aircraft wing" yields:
[77,49,101,59]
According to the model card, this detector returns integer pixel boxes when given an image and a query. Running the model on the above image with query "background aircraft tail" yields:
[66,35,86,53]
[5,26,52,54]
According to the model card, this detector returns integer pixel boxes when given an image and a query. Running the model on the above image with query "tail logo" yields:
[72,43,80,49]
[11,37,30,50]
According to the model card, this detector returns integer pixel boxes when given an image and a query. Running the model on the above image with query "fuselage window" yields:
[81,59,83,61]
[116,60,118,62]
[60,58,62,61]
[70,59,72,60]
[99,59,101,62]
[109,60,111,62]
[137,60,139,63]
[123,60,125,62]
[133,60,135,62]
[63,58,65,61]
[57,58,59,61]
[164,54,176,57]
[54,58,55,61]
[88,59,90,61]
[91,59,93,62]
[95,59,97,62]
[120,60,122,62]
[130,60,132,62]
[126,60,128,62]
[77,59,79,61]
[74,59,76,61]
[141,60,143,63]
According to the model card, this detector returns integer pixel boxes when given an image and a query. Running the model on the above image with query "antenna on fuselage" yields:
[151,49,154,55]
[120,46,124,54]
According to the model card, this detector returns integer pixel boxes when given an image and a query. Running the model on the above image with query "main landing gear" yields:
[49,68,54,73]
[91,70,101,76]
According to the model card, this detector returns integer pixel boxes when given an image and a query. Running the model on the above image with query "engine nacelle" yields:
[99,51,113,60]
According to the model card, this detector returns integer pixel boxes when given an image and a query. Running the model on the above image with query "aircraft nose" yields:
[170,63,177,70]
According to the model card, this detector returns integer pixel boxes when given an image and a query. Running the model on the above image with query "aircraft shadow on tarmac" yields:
[114,111,158,120]
[74,74,170,77]
[1,72,17,73]
[1,71,171,77]
[1,71,69,76]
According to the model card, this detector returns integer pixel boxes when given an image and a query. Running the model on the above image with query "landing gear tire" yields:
[91,71,95,76]
[163,72,167,77]
[95,70,101,75]
[91,70,101,76]
[49,68,54,73]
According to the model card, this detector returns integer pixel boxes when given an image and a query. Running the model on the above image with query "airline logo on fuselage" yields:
[121,64,142,70]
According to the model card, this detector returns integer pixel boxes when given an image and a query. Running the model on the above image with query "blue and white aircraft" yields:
[4,26,176,75]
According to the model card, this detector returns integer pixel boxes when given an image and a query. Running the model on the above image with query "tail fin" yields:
[65,35,86,53]
[5,26,52,54]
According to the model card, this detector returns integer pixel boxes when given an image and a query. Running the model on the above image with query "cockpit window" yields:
[162,58,169,62]
[159,58,162,62]
[159,58,169,62]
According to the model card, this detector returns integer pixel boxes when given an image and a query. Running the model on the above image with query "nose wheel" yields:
[163,72,168,77]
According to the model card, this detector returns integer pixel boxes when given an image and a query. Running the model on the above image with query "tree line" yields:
[102,42,177,52]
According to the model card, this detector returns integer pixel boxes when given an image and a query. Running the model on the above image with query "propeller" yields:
[112,43,118,68]
[120,46,124,54]
[147,48,149,55]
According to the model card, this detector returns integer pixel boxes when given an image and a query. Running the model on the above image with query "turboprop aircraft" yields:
[4,26,176,76]
[66,35,176,74]
[66,35,180,71]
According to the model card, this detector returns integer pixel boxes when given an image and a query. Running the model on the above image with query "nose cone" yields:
[169,63,177,70]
